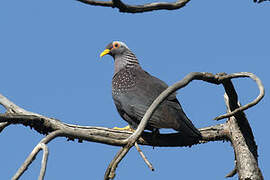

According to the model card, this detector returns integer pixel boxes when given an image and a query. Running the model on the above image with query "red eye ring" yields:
[113,42,119,48]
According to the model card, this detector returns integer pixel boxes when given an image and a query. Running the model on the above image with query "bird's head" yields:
[100,41,130,58]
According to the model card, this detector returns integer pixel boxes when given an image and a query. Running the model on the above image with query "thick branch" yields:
[223,80,263,179]
[0,113,226,147]
[0,94,39,115]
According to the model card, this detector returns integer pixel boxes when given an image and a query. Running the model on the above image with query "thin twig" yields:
[12,130,64,180]
[0,122,10,133]
[214,72,264,120]
[77,0,113,7]
[104,147,126,180]
[105,145,132,179]
[225,165,237,178]
[135,142,154,171]
[39,143,49,180]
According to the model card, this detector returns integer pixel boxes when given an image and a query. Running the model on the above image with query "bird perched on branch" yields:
[100,41,201,139]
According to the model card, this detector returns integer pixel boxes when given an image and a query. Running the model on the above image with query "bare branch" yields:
[77,0,113,7]
[105,146,131,180]
[39,143,49,180]
[12,130,64,180]
[223,82,263,179]
[0,94,39,115]
[0,113,226,147]
[0,122,10,133]
[135,142,154,171]
[214,72,264,120]
[77,0,190,13]
[254,0,270,3]
[105,142,154,180]
[225,164,237,178]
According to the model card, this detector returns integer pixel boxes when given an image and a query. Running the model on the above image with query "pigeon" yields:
[100,41,201,139]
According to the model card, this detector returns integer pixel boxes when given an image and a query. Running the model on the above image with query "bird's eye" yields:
[113,43,119,48]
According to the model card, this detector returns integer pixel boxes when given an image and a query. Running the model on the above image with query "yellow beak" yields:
[100,49,110,57]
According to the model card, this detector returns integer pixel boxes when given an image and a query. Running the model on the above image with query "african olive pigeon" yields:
[100,41,201,139]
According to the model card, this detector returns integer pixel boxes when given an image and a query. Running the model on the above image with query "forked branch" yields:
[12,130,64,180]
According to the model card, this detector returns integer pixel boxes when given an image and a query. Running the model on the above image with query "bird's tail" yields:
[175,114,202,140]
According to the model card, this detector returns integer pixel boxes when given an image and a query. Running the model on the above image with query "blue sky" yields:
[0,0,269,179]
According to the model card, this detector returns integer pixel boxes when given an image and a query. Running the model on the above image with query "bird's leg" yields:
[113,125,135,132]
[152,128,160,149]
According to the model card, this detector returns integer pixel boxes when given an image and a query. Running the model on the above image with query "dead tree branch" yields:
[12,130,64,180]
[0,122,10,133]
[0,72,264,180]
[77,0,190,13]
[77,0,269,13]
[223,80,263,179]
[225,164,237,178]
[214,72,264,120]
[254,0,270,3]
[135,142,154,171]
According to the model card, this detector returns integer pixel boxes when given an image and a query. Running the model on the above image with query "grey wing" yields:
[166,98,201,138]
[113,71,179,130]
[148,73,201,137]
[114,70,201,138]
[113,97,141,129]
[113,89,166,130]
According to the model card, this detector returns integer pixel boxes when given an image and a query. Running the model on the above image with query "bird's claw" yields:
[113,125,135,132]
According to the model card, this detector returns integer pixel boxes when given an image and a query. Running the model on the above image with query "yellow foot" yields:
[113,125,135,132]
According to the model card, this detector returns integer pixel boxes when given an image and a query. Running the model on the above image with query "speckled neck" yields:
[113,50,140,76]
